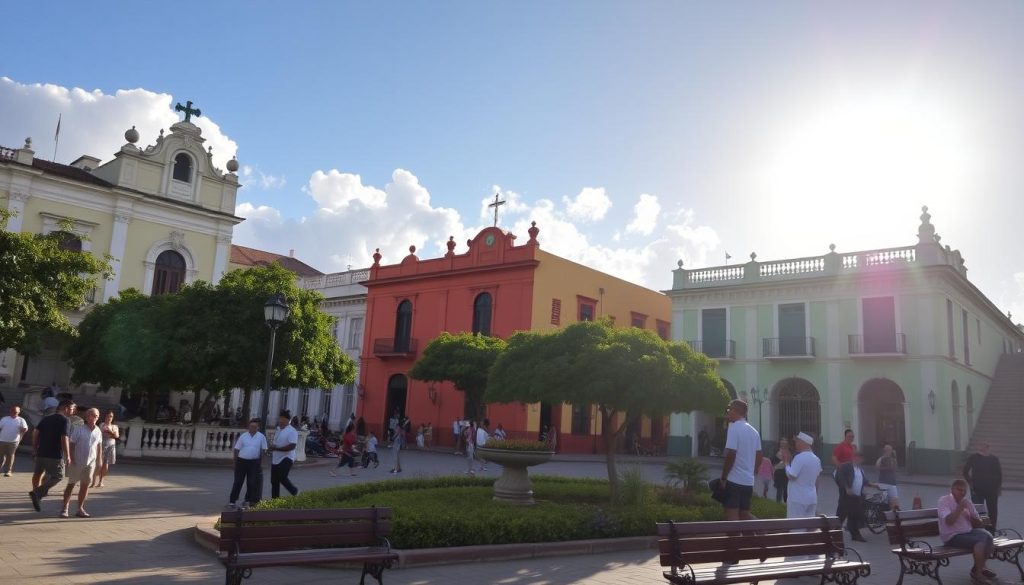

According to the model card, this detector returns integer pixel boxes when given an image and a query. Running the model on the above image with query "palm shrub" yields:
[664,457,708,494]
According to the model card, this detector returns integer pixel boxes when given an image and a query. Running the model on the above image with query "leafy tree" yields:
[0,209,110,354]
[409,332,507,420]
[70,263,356,423]
[486,319,728,497]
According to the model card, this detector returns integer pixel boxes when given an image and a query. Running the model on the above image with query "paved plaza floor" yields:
[0,448,1020,584]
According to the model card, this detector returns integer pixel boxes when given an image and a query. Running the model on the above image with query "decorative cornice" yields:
[216,234,233,244]
[9,190,30,203]
[114,213,133,225]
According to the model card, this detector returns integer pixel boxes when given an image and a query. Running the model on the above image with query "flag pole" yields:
[53,114,61,162]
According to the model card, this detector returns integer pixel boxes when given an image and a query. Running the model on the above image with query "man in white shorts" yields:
[61,408,103,518]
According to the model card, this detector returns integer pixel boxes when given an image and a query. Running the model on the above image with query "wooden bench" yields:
[885,505,1024,585]
[218,507,398,585]
[656,516,870,584]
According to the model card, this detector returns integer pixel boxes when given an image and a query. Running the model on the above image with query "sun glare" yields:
[757,95,978,249]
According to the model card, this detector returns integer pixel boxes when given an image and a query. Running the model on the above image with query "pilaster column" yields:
[103,212,132,302]
[5,191,30,232]
[212,234,232,284]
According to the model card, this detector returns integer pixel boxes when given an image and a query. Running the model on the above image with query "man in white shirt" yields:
[269,411,299,499]
[228,418,267,509]
[784,431,822,519]
[476,418,491,472]
[719,400,763,521]
[0,405,29,476]
[61,408,102,518]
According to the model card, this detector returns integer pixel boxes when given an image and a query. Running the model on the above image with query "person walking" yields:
[60,408,102,518]
[363,431,379,468]
[465,421,478,475]
[390,424,405,473]
[772,437,791,503]
[331,425,359,477]
[718,400,763,521]
[836,451,872,541]
[29,399,75,512]
[0,405,28,476]
[963,441,1002,531]
[269,411,299,498]
[875,443,901,510]
[228,419,267,509]
[476,418,490,472]
[783,432,822,519]
[831,429,856,523]
[91,410,119,488]
[939,478,998,584]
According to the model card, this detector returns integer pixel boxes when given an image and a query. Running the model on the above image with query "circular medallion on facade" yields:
[485,233,496,246]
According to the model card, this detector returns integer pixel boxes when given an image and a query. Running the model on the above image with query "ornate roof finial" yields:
[124,125,139,144]
[446,236,456,255]
[23,137,32,149]
[750,252,757,261]
[829,243,836,252]
[372,248,382,266]
[226,156,239,173]
[527,220,539,244]
[409,245,416,255]
[174,100,202,123]
[677,259,684,269]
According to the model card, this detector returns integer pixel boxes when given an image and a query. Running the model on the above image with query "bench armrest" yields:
[996,527,1023,540]
[379,536,393,552]
[899,539,935,555]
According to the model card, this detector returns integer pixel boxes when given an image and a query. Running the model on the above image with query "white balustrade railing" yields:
[117,421,307,462]
[298,269,370,290]
[675,243,925,289]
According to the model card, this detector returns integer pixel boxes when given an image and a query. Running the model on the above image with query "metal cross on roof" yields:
[174,100,202,123]
[488,191,506,227]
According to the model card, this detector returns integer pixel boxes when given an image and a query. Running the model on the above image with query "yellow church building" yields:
[0,112,243,390]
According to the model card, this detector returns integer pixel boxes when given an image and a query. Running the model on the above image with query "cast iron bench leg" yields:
[360,561,385,585]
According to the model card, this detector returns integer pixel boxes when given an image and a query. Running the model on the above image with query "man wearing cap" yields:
[784,432,822,519]
[719,399,763,521]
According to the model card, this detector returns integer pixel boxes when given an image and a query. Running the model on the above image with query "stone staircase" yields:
[967,353,1024,483]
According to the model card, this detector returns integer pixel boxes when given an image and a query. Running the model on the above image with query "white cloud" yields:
[239,165,286,191]
[236,171,721,291]
[0,76,238,171]
[563,187,612,222]
[626,193,661,236]
[234,169,468,272]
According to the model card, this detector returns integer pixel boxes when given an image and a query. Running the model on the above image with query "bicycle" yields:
[863,487,891,534]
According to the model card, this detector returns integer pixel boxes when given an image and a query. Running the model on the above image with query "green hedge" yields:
[253,476,786,549]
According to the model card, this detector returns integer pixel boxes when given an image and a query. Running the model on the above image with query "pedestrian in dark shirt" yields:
[963,441,1002,530]
[29,399,75,512]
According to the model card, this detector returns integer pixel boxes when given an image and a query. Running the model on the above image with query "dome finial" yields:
[124,125,139,144]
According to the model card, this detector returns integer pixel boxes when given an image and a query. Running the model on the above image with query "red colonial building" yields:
[357,223,672,453]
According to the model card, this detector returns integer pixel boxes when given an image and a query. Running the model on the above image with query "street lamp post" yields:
[749,387,767,432]
[260,293,290,432]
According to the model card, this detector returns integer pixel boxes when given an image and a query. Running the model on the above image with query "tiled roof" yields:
[230,244,324,277]
[30,158,114,187]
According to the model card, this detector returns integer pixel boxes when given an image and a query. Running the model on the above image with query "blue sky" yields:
[4,1,1024,314]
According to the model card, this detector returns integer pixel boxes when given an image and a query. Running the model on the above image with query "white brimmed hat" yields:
[795,432,814,446]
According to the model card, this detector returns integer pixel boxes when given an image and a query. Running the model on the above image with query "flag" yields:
[54,114,61,141]
[725,251,732,260]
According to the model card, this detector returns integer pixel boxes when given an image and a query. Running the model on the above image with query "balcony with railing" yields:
[763,337,816,359]
[686,339,736,360]
[372,337,418,358]
[848,333,908,356]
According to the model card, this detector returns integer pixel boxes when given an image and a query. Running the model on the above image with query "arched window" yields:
[152,250,186,295]
[173,153,193,183]
[472,292,493,336]
[966,385,975,438]
[952,381,962,450]
[394,300,413,352]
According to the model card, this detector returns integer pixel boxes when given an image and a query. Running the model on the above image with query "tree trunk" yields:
[241,389,252,427]
[601,406,619,499]
[145,389,158,421]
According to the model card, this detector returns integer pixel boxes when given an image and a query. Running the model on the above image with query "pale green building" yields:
[666,207,1024,476]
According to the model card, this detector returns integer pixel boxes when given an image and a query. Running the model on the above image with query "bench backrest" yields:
[884,504,992,548]
[656,516,845,567]
[218,507,393,554]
